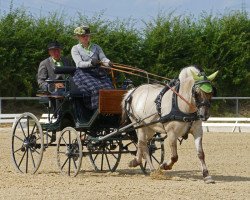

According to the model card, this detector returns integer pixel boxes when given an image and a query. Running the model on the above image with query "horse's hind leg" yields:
[160,130,178,170]
[193,131,215,184]
[128,128,155,171]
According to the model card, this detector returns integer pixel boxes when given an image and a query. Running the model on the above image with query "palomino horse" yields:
[122,66,218,183]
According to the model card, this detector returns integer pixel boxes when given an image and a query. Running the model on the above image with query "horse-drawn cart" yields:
[11,64,218,183]
[11,66,165,176]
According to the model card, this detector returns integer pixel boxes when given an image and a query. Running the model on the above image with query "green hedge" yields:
[0,8,249,97]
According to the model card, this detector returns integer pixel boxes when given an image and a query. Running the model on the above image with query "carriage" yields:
[11,66,165,177]
[11,64,218,183]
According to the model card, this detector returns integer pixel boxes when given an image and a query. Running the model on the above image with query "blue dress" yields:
[71,43,113,109]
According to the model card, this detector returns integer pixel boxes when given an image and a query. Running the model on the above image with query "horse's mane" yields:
[178,65,202,81]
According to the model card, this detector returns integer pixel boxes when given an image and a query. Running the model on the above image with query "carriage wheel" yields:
[11,112,44,174]
[140,133,165,174]
[56,127,82,177]
[88,129,122,172]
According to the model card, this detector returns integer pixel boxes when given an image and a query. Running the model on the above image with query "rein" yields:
[113,63,171,81]
[101,63,196,110]
[155,79,196,113]
[165,82,196,111]
[101,63,170,84]
[155,81,199,123]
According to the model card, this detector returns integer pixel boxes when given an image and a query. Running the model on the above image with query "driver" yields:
[71,25,114,110]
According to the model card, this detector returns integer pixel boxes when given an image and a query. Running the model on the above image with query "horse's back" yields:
[122,84,166,120]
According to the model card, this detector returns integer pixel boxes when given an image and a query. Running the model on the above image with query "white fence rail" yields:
[0,114,22,124]
[212,97,250,116]
[39,113,57,124]
[1,114,249,133]
[0,97,249,132]
[202,117,250,132]
[0,96,249,114]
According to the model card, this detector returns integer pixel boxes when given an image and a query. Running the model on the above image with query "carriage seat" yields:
[54,66,76,75]
[54,67,128,114]
[68,77,83,96]
[54,66,82,96]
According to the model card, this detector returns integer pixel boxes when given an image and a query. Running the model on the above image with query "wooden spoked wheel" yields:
[88,129,122,172]
[11,112,44,174]
[57,127,82,177]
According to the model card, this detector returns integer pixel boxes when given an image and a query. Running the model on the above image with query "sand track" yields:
[0,127,249,200]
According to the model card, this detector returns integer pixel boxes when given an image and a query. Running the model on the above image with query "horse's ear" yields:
[190,69,203,81]
[207,71,219,81]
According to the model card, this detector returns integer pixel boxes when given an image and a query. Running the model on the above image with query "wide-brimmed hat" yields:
[47,41,62,50]
[74,25,93,36]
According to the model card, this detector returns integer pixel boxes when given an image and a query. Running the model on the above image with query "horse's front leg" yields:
[193,130,215,184]
[160,130,178,170]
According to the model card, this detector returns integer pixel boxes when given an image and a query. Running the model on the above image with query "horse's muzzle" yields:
[197,107,210,121]
[198,115,209,121]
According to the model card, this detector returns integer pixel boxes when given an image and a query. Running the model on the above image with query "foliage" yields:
[0,7,249,97]
[141,12,250,96]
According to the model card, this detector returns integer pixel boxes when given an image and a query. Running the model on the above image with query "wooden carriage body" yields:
[40,89,127,133]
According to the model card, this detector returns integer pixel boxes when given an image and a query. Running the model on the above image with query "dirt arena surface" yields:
[0,127,249,200]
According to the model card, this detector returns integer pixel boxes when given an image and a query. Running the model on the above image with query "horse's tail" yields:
[120,89,134,126]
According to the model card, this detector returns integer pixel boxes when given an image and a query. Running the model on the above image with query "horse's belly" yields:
[163,121,192,137]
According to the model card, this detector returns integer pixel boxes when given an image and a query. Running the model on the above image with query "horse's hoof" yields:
[160,163,172,170]
[204,176,215,184]
[128,158,140,168]
[150,168,169,180]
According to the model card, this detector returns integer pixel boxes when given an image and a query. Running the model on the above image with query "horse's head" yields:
[191,70,218,121]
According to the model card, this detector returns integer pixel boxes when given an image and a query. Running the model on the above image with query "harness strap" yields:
[155,81,199,124]
[123,82,199,133]
[168,84,196,111]
[124,87,141,123]
[155,79,179,116]
[178,121,194,145]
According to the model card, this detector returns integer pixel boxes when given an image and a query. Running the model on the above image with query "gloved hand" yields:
[108,61,113,67]
[91,58,100,66]
[55,83,65,89]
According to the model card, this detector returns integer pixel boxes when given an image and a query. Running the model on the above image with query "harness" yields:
[155,80,199,143]
[192,79,212,109]
[124,80,200,143]
[155,80,199,123]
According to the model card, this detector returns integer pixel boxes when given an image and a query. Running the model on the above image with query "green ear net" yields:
[191,70,219,93]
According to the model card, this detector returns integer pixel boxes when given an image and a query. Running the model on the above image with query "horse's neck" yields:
[177,78,196,113]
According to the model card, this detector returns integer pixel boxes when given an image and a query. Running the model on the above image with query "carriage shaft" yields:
[93,121,138,142]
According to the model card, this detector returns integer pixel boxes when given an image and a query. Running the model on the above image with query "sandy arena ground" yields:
[0,127,249,200]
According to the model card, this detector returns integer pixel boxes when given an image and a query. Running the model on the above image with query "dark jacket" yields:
[37,57,71,91]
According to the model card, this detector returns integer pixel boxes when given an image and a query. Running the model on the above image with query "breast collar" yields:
[155,79,199,123]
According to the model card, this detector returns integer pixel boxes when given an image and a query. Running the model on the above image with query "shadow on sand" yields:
[76,169,250,182]
[154,170,250,182]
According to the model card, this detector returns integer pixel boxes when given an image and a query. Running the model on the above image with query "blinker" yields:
[199,83,213,93]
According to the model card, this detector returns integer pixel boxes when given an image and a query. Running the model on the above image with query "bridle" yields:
[192,79,213,109]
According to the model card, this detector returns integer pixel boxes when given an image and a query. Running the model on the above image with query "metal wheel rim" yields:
[140,134,165,174]
[88,133,122,172]
[57,127,82,177]
[11,112,44,174]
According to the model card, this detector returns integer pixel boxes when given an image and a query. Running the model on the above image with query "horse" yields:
[121,65,218,183]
